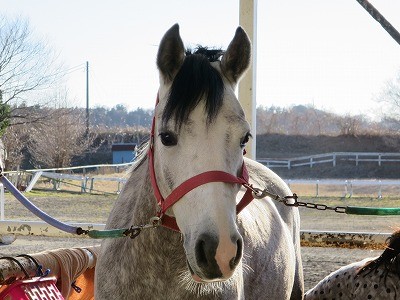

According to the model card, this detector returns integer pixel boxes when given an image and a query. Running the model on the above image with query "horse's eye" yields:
[159,132,178,146]
[240,132,252,148]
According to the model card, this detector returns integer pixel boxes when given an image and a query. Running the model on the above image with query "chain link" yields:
[245,184,347,214]
[291,199,347,213]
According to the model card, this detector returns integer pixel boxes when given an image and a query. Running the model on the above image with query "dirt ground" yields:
[0,235,381,292]
[0,191,393,292]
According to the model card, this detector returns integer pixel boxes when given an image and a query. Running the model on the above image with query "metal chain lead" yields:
[245,184,347,214]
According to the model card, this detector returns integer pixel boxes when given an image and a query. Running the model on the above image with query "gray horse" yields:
[95,24,304,299]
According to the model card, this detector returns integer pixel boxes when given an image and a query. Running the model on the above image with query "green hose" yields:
[87,229,127,239]
[346,206,400,216]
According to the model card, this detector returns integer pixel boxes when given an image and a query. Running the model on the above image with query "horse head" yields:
[154,24,251,282]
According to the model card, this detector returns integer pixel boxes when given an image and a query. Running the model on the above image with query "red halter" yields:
[148,96,255,232]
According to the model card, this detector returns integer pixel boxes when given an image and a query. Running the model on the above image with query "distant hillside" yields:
[5,103,400,174]
[256,134,399,158]
[256,134,400,179]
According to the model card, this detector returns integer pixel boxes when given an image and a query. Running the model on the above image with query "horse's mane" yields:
[162,47,225,129]
[128,139,150,173]
[357,229,400,280]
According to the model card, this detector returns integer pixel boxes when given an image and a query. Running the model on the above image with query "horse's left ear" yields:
[221,27,251,85]
[157,24,185,83]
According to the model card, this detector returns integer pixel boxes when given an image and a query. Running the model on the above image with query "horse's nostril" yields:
[195,234,222,278]
[230,237,243,270]
[195,240,208,266]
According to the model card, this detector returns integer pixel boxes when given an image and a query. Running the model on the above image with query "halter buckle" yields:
[243,183,270,200]
[149,216,161,227]
[251,187,270,199]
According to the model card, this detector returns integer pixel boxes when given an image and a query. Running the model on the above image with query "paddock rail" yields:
[258,152,400,169]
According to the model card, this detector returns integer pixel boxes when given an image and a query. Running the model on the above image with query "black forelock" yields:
[162,47,225,129]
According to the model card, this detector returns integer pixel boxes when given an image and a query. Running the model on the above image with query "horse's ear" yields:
[221,27,251,85]
[157,24,185,83]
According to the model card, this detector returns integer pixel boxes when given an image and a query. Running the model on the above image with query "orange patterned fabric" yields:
[68,267,95,300]
[0,246,99,299]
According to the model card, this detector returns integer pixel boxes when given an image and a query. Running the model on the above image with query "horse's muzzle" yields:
[190,233,243,281]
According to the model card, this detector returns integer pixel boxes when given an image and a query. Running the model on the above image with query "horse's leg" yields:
[290,229,305,299]
[288,207,304,300]
[246,159,304,299]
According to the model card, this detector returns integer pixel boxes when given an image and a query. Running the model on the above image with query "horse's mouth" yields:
[187,260,225,283]
[187,260,203,282]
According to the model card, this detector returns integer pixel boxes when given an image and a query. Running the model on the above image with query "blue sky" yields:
[2,0,400,118]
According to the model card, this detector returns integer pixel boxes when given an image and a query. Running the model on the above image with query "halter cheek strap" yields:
[148,96,255,232]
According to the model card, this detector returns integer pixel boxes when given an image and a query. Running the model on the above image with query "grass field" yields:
[3,178,399,234]
[298,196,400,233]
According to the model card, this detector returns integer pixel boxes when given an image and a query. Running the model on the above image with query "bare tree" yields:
[335,114,365,136]
[28,105,95,169]
[374,70,400,150]
[378,72,400,120]
[0,15,62,127]
[1,124,29,170]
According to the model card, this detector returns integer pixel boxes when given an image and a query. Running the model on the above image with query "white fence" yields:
[1,160,399,244]
[3,158,400,198]
[28,171,128,194]
[4,162,132,194]
[258,152,400,169]
[285,178,400,198]
[0,177,397,244]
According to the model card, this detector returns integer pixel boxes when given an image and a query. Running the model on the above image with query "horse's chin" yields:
[191,274,206,283]
[187,261,231,283]
[191,274,228,283]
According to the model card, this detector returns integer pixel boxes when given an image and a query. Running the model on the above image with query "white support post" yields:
[239,0,257,160]
[378,180,382,198]
[25,171,43,192]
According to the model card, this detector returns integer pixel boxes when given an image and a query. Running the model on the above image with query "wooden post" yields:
[239,0,257,159]
[90,178,94,194]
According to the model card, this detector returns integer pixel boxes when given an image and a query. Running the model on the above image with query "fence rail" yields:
[5,163,132,194]
[3,155,400,197]
[258,152,400,169]
[285,178,400,198]
[0,161,399,243]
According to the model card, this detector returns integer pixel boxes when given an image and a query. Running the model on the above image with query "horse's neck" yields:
[106,156,158,228]
[106,155,183,250]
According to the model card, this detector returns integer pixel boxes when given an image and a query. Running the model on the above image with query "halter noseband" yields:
[148,96,255,232]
